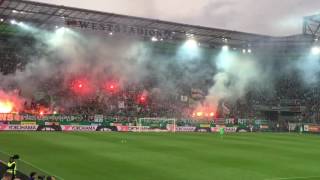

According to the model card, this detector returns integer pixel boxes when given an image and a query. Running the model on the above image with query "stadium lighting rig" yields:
[222,45,229,51]
[55,27,71,34]
[186,33,195,38]
[151,36,158,42]
[242,48,252,54]
[10,19,17,25]
[311,46,320,55]
[222,37,228,43]
[9,20,27,27]
[244,49,252,53]
[179,38,201,59]
[185,38,198,49]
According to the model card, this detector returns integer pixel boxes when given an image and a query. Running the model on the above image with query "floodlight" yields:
[151,37,158,42]
[10,20,17,25]
[222,45,229,51]
[311,46,320,55]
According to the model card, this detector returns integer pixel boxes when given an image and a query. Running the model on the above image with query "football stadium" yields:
[0,0,320,179]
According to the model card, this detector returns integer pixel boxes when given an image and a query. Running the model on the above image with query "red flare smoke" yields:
[0,90,23,113]
[71,78,92,95]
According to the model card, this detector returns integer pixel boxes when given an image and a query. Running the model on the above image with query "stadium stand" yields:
[0,1,320,179]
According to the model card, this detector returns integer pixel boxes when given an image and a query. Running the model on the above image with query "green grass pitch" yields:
[1,132,320,180]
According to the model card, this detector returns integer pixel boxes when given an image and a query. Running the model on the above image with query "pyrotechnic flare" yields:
[0,90,23,113]
[0,100,14,113]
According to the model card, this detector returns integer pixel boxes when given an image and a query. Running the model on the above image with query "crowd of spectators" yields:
[0,38,30,75]
[1,172,56,180]
[1,37,320,121]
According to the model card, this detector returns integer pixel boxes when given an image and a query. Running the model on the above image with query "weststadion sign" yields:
[65,20,174,39]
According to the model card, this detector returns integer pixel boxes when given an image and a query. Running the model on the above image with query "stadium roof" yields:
[0,0,276,47]
[0,0,315,48]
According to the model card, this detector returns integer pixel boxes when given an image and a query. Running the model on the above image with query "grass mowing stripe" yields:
[265,176,320,180]
[1,132,320,180]
[17,158,65,180]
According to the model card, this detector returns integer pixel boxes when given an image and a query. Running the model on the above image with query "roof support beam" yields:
[303,15,320,37]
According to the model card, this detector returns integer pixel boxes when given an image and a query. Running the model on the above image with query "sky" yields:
[32,0,320,36]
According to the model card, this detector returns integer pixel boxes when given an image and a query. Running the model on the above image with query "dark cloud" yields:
[31,0,320,35]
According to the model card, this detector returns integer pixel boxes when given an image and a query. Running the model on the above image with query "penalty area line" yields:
[265,176,320,180]
[18,158,65,180]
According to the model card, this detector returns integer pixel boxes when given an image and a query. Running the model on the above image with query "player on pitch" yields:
[220,127,225,138]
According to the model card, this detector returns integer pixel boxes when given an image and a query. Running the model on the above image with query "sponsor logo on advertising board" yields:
[211,127,238,133]
[166,125,196,132]
[117,126,168,132]
[41,127,56,131]
[0,125,38,131]
[307,125,320,132]
[199,124,210,128]
[128,126,152,132]
[116,126,129,132]
[21,121,37,125]
[260,125,269,129]
[98,128,112,132]
[61,125,98,131]
[45,122,60,126]
[197,128,209,132]
[173,126,196,132]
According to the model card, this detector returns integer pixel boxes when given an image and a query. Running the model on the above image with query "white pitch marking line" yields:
[265,176,320,180]
[18,158,65,180]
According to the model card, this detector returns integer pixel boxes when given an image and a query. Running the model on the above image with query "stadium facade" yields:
[2,2,320,180]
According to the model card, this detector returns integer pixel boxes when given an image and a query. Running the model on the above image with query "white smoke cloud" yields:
[296,53,320,86]
[0,25,216,110]
[204,49,266,110]
[0,22,313,115]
